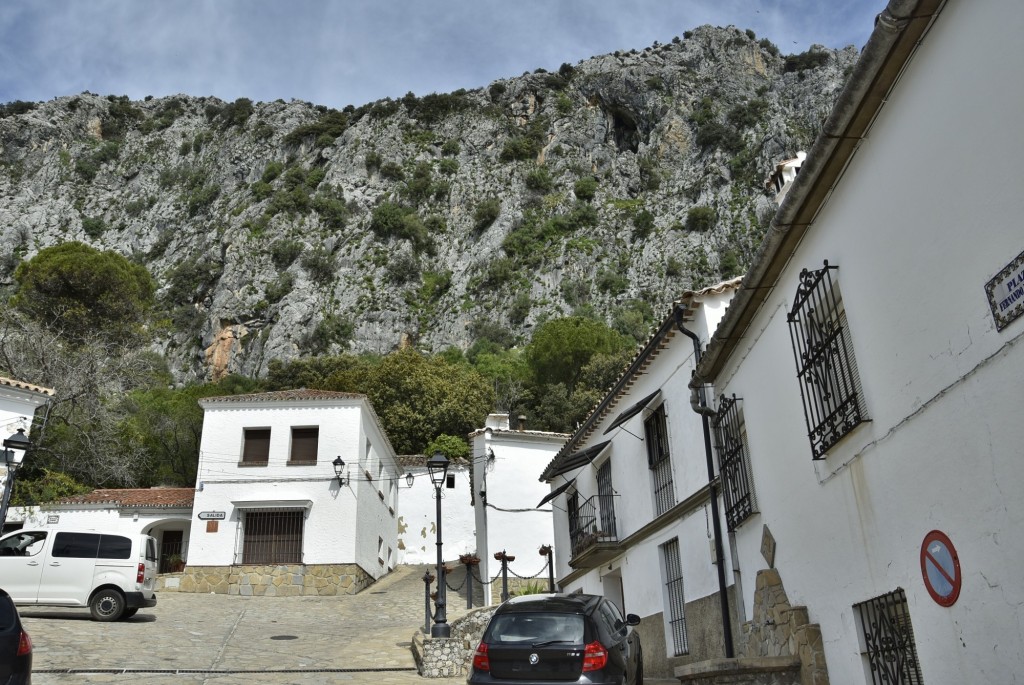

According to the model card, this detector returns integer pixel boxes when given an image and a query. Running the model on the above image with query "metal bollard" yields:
[539,545,555,592]
[494,550,516,602]
[460,554,480,609]
[422,570,435,634]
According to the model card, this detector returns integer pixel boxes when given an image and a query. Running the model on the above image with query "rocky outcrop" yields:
[0,27,856,382]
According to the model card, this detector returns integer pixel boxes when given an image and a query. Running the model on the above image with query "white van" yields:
[0,529,158,621]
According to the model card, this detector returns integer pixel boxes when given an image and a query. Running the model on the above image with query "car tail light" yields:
[472,642,490,672]
[17,629,32,657]
[582,640,608,672]
[137,562,146,584]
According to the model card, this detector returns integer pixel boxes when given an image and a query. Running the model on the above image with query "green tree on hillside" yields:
[525,317,631,391]
[11,241,155,344]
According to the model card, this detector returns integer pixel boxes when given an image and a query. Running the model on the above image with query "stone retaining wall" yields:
[736,568,829,685]
[156,564,373,596]
[414,605,497,678]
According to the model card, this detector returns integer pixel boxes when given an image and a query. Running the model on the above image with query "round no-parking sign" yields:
[920,530,961,607]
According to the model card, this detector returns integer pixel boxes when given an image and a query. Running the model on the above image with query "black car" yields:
[0,587,32,684]
[468,594,642,685]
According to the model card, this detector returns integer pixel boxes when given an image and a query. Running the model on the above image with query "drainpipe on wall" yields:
[673,304,735,659]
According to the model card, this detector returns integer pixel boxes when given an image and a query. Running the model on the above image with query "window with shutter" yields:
[289,427,319,464]
[242,428,271,465]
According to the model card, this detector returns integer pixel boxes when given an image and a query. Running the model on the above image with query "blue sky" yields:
[0,0,883,110]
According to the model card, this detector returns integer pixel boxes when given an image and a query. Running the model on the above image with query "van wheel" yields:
[90,589,126,621]
[120,608,139,620]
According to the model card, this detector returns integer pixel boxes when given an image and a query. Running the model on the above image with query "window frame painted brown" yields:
[241,428,271,466]
[288,426,319,465]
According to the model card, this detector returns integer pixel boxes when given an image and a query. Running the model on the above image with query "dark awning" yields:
[547,440,611,478]
[603,390,661,435]
[537,478,576,507]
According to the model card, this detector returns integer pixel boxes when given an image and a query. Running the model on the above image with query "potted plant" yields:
[166,553,185,573]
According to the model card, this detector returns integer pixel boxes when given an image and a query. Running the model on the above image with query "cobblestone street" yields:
[20,565,469,685]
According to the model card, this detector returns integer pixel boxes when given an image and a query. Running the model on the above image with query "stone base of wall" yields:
[156,564,373,596]
[735,568,829,685]
[675,656,801,684]
[414,605,497,678]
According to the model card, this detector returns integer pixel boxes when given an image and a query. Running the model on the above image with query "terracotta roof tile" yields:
[200,389,366,404]
[0,375,55,397]
[53,488,195,509]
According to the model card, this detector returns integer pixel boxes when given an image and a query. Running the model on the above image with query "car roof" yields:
[496,593,603,615]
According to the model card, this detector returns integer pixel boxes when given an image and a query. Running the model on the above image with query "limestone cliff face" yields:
[0,27,856,382]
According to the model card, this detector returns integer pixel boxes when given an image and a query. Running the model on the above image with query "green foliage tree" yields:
[10,468,91,506]
[321,349,494,455]
[685,206,717,232]
[424,434,470,462]
[473,197,501,233]
[573,176,598,201]
[525,317,630,391]
[119,376,261,486]
[12,242,155,344]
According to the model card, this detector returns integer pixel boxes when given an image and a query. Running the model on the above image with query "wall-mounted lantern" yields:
[332,456,348,486]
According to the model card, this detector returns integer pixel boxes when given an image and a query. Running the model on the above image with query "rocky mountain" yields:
[0,26,856,383]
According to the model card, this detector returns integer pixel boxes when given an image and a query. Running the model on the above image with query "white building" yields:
[692,0,1024,682]
[470,414,569,602]
[1,376,54,534]
[539,280,741,678]
[396,454,475,565]
[180,389,401,596]
[17,488,194,572]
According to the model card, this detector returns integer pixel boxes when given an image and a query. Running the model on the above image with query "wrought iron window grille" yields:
[661,538,689,656]
[854,588,925,684]
[712,394,756,531]
[787,261,866,459]
[238,509,304,565]
[644,404,676,517]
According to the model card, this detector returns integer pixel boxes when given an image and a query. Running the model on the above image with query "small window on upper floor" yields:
[644,404,675,517]
[242,428,271,465]
[289,427,319,464]
[787,261,867,459]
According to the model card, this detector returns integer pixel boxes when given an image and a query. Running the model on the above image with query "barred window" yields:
[289,427,319,463]
[787,261,866,459]
[660,538,688,656]
[854,589,924,684]
[242,428,271,464]
[644,404,675,517]
[712,395,756,531]
[241,509,303,564]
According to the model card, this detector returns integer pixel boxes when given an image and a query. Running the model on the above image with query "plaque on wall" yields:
[761,524,777,568]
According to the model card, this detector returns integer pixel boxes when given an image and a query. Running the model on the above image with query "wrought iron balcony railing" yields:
[569,494,618,561]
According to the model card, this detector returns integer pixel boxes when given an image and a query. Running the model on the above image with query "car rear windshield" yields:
[486,612,585,646]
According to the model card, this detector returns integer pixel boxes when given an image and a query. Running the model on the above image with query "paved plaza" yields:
[20,565,468,685]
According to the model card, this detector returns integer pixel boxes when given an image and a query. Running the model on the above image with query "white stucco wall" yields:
[714,2,1024,681]
[547,288,738,646]
[0,382,51,518]
[396,462,476,565]
[471,425,568,594]
[188,395,398,579]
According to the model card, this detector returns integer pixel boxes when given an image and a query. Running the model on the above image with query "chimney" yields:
[518,415,527,431]
[485,413,510,430]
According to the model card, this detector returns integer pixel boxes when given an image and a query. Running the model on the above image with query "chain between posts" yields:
[443,558,551,589]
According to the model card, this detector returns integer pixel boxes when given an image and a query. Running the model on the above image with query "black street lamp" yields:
[426,451,450,638]
[1,428,30,528]
[332,456,348,486]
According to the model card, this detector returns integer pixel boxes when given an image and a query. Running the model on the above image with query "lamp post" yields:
[0,428,30,528]
[426,451,450,638]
